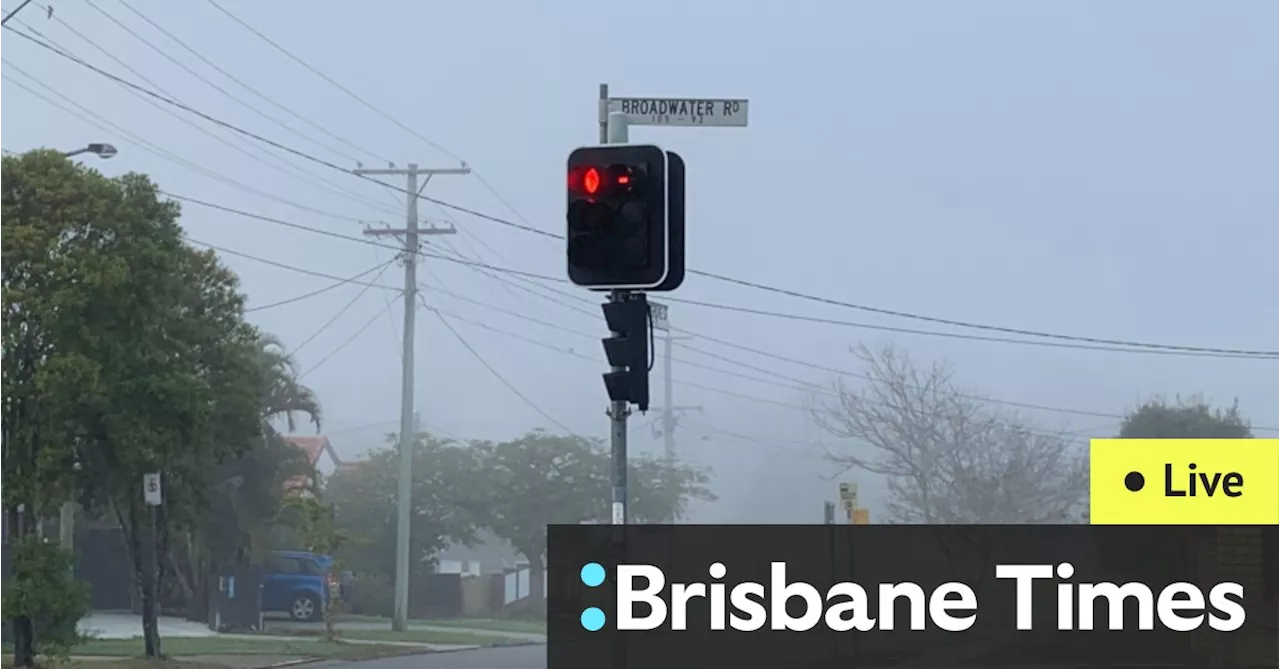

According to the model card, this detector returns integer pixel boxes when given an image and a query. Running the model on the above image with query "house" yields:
[435,530,525,575]
[281,435,342,493]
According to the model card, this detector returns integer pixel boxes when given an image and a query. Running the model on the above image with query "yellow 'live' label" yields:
[1089,439,1279,525]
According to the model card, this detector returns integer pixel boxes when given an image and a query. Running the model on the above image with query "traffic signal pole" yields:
[604,104,632,527]
[599,83,631,669]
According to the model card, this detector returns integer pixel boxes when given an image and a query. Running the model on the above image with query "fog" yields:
[5,0,1274,526]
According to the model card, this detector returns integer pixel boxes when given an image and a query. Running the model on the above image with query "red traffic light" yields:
[583,167,601,195]
[569,164,638,197]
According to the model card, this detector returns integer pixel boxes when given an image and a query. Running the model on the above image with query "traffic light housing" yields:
[652,150,685,292]
[567,144,681,291]
[601,295,651,411]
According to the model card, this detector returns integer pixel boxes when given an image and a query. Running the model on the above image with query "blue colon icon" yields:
[580,607,606,631]
[580,562,606,587]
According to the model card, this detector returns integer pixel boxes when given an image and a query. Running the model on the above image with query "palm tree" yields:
[174,333,325,614]
[254,333,322,433]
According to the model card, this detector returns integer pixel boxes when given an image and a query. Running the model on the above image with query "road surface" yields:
[322,645,543,669]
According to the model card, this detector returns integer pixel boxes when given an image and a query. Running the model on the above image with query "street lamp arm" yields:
[62,143,117,159]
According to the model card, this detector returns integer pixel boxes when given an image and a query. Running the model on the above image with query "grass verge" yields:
[414,619,545,635]
[3,636,432,664]
[269,628,520,647]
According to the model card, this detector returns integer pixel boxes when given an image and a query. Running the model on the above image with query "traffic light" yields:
[601,295,651,411]
[652,150,685,292]
[566,144,672,290]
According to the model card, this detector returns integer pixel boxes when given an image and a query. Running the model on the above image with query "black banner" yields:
[547,524,1277,668]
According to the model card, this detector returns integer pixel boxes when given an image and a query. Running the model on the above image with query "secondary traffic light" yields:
[566,144,674,290]
[601,295,651,411]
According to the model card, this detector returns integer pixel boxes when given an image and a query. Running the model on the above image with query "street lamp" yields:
[63,143,117,159]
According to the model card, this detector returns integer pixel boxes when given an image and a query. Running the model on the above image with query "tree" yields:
[2,150,265,660]
[2,150,111,666]
[1,537,91,663]
[626,455,716,524]
[281,496,346,640]
[1119,396,1254,439]
[471,431,715,603]
[174,334,320,617]
[254,332,323,432]
[810,344,1088,524]
[324,431,485,583]
[1098,397,1256,580]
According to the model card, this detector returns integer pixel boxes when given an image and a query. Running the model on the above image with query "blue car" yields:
[262,550,338,622]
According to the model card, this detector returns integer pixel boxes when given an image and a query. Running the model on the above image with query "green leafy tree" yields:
[175,334,320,616]
[1097,397,1257,580]
[1119,396,1254,439]
[1,537,91,663]
[471,431,715,602]
[324,431,485,583]
[281,496,346,640]
[1,150,110,666]
[627,455,715,523]
[2,150,264,660]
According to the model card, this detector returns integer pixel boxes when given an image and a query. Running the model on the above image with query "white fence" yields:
[502,567,548,605]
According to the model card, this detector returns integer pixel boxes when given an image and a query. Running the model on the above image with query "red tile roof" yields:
[282,435,341,467]
[280,436,341,493]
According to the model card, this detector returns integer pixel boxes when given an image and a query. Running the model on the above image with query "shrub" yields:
[345,572,394,617]
[2,536,91,661]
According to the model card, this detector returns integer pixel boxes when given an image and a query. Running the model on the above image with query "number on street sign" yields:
[608,97,749,128]
[143,472,163,506]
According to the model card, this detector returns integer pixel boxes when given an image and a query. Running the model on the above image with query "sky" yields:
[2,0,1276,523]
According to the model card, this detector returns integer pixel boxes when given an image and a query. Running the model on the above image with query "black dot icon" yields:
[1124,471,1145,492]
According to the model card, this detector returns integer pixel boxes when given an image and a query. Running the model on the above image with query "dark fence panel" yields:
[408,573,462,619]
[75,528,133,610]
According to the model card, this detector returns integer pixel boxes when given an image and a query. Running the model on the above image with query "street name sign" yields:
[608,97,749,127]
[650,300,670,331]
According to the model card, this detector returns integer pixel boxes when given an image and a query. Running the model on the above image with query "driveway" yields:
[79,611,220,639]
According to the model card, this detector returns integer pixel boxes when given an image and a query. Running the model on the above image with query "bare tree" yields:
[809,343,1087,524]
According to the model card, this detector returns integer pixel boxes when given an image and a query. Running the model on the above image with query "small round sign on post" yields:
[143,472,163,506]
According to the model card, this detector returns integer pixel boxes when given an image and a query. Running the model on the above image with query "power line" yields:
[199,0,562,257]
[20,7,396,214]
[418,251,1280,432]
[166,190,1276,360]
[246,260,393,312]
[181,235,1274,436]
[660,296,1270,360]
[323,418,400,437]
[422,301,1104,441]
[417,277,1127,435]
[2,0,34,25]
[82,0,363,164]
[0,59,372,224]
[113,0,387,164]
[426,300,578,436]
[300,299,396,379]
[10,25,1263,358]
[185,238,401,292]
[201,0,463,164]
[293,261,396,355]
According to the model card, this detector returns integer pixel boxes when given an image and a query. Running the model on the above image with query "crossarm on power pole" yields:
[354,162,468,633]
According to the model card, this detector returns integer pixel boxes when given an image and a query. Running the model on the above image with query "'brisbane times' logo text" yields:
[573,561,1246,633]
